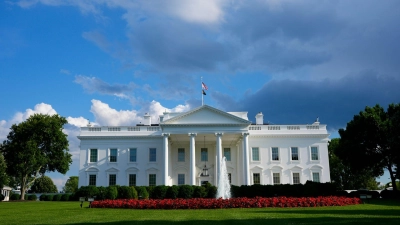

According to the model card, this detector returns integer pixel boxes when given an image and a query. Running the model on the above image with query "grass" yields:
[0,199,399,225]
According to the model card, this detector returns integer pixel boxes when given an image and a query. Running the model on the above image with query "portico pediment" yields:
[161,105,251,126]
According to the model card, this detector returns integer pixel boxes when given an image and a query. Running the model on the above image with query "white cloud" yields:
[165,0,226,25]
[66,116,89,127]
[90,99,191,126]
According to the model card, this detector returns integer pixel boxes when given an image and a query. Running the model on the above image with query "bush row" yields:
[74,184,218,200]
[231,181,337,198]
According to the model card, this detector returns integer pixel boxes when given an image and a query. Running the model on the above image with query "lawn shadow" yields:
[66,217,400,225]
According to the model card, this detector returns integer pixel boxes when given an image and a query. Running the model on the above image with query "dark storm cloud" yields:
[120,1,344,74]
[216,71,400,130]
[130,19,232,72]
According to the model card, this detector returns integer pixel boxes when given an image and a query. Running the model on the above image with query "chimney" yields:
[255,112,263,125]
[144,113,151,126]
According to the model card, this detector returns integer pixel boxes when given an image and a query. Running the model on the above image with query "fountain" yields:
[216,156,231,199]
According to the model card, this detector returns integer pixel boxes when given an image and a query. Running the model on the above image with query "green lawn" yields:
[1,199,400,225]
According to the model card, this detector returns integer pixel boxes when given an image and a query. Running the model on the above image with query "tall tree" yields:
[0,153,9,189]
[338,104,400,191]
[30,176,58,193]
[0,114,72,200]
[328,138,377,190]
[62,176,78,193]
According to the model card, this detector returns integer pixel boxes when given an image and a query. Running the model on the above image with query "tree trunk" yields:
[387,166,397,192]
[20,175,26,200]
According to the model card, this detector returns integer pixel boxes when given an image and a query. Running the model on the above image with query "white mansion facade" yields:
[78,105,330,187]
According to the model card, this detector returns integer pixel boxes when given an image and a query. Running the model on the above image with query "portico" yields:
[162,131,250,186]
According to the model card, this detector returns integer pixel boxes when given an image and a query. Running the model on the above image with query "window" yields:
[228,173,232,184]
[129,174,136,186]
[149,174,156,186]
[272,147,279,161]
[273,173,280,185]
[149,148,156,162]
[291,147,299,161]
[109,174,116,186]
[178,148,185,162]
[129,148,137,162]
[252,147,260,161]
[90,149,97,162]
[312,172,320,182]
[201,148,208,161]
[89,175,96,186]
[253,173,260,184]
[110,149,117,162]
[311,147,319,160]
[293,173,300,184]
[224,148,231,161]
[178,174,185,185]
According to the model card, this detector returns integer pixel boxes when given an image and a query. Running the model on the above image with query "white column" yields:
[215,133,223,186]
[242,132,250,185]
[189,133,197,185]
[163,133,170,185]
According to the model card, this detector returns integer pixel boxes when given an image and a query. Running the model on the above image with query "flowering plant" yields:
[91,196,361,209]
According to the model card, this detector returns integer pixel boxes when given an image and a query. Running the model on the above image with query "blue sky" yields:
[1,0,399,190]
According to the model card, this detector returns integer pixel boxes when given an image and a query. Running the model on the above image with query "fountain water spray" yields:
[216,156,231,199]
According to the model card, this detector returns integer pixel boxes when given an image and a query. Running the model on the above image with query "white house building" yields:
[78,105,330,188]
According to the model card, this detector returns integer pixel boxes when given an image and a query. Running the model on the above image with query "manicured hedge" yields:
[166,186,179,199]
[60,194,71,201]
[26,194,38,201]
[231,182,337,198]
[53,194,62,201]
[137,186,149,199]
[40,194,54,201]
[10,193,20,200]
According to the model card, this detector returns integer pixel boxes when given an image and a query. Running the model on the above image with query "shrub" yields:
[117,186,137,199]
[335,190,349,197]
[131,186,138,199]
[153,185,168,199]
[137,186,149,199]
[40,194,54,201]
[53,194,62,201]
[75,186,99,199]
[60,194,70,201]
[146,186,155,199]
[105,186,118,200]
[96,186,107,200]
[0,193,5,201]
[380,189,398,199]
[26,194,38,201]
[10,193,20,200]
[205,184,217,198]
[39,194,46,201]
[166,185,179,199]
[178,185,193,199]
[192,186,207,198]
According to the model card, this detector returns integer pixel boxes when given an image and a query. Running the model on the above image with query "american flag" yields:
[202,82,208,90]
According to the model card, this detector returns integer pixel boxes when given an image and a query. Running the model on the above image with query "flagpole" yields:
[201,76,203,106]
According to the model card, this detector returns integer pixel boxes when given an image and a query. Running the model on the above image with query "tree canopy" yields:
[328,138,377,190]
[337,104,400,191]
[0,153,9,189]
[30,175,58,193]
[0,114,72,200]
[62,176,78,193]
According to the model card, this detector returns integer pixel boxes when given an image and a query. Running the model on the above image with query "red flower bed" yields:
[91,196,361,209]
